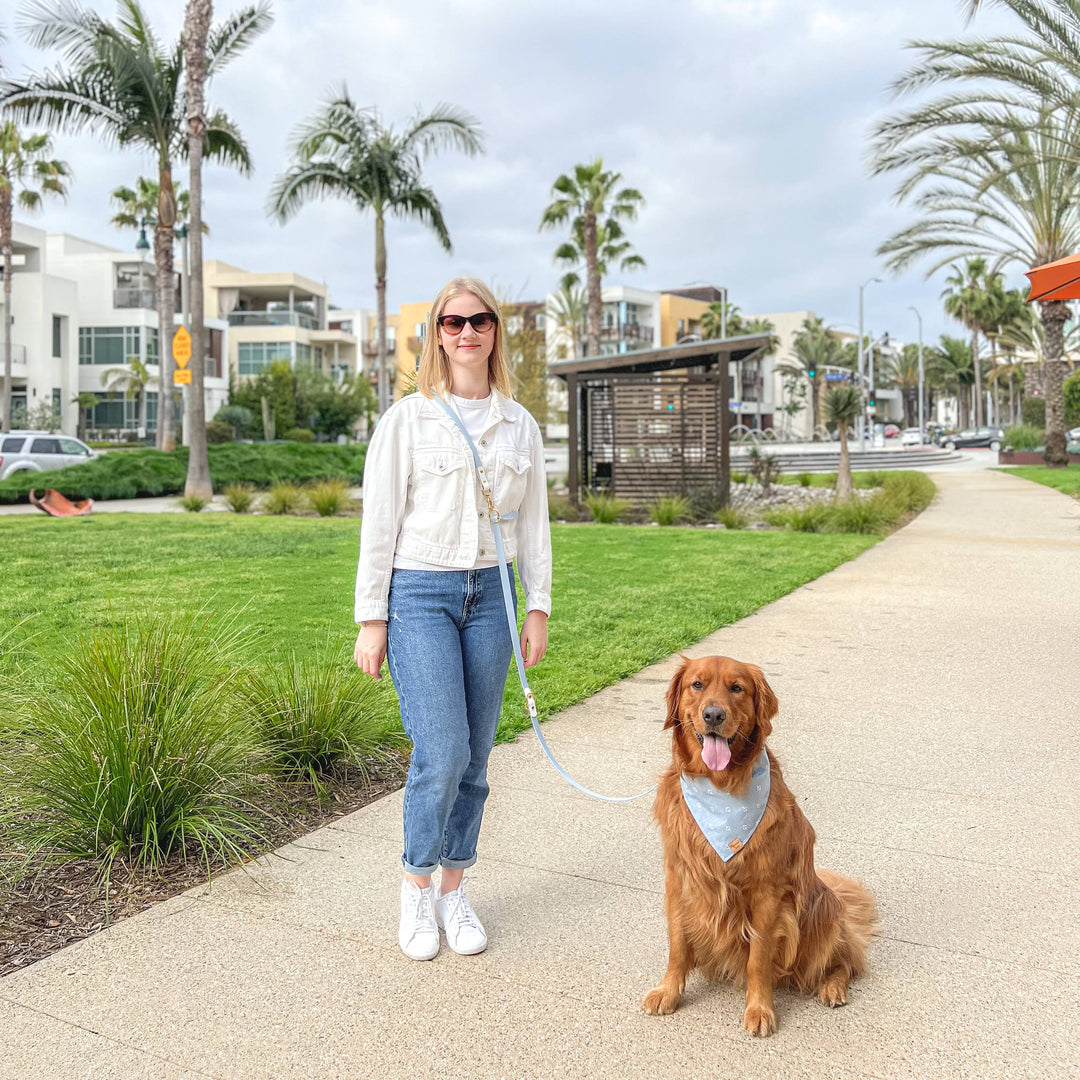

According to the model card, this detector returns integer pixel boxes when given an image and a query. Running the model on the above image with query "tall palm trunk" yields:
[584,209,600,358]
[155,165,177,451]
[375,210,388,413]
[184,0,213,498]
[1041,300,1069,466]
[971,327,983,427]
[1,189,12,433]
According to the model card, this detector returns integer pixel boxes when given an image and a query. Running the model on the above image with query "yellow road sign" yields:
[173,326,192,367]
[173,367,192,386]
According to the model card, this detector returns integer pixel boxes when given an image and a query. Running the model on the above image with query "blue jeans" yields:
[387,565,516,876]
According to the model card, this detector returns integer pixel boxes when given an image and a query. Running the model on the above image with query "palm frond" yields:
[206,2,274,78]
[400,102,483,159]
[267,160,367,222]
[201,110,252,175]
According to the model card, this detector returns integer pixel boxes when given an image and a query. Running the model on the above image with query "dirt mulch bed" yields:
[0,754,408,978]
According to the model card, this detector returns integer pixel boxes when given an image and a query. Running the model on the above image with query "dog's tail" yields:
[816,867,879,979]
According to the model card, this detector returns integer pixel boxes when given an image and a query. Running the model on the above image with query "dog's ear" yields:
[664,657,689,730]
[747,664,778,739]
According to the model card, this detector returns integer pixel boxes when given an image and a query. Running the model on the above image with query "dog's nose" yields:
[702,705,726,727]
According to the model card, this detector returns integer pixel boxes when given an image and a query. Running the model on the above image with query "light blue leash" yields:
[436,396,656,803]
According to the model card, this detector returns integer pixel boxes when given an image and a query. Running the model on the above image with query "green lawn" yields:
[996,465,1080,498]
[0,515,876,741]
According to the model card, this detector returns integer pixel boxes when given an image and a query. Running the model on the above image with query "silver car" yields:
[0,430,98,481]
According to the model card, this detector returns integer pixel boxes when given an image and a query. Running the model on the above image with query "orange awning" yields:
[1025,252,1080,302]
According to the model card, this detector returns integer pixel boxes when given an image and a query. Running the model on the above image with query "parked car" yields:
[899,427,923,447]
[883,424,901,438]
[941,426,1005,451]
[0,431,98,481]
[1067,426,1080,444]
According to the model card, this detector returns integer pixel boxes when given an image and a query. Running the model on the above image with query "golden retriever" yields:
[643,656,877,1036]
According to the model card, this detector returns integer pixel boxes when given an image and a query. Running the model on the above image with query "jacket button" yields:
[478,510,484,517]
[480,439,487,447]
[479,548,486,556]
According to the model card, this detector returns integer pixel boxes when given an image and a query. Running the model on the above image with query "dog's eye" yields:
[730,684,743,693]
[691,680,704,691]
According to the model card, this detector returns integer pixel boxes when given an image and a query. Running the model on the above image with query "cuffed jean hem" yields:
[400,854,478,876]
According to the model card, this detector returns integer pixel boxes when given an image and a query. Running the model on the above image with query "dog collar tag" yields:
[680,750,771,862]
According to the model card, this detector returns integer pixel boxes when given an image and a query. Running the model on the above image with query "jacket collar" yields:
[417,384,518,427]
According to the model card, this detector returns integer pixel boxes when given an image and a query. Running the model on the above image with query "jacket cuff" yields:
[524,591,551,617]
[355,599,389,624]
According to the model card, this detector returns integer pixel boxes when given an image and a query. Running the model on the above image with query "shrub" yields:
[583,491,629,523]
[766,503,832,533]
[547,495,581,522]
[205,420,234,444]
[826,493,894,534]
[881,472,935,514]
[687,485,726,523]
[284,427,315,443]
[236,654,403,792]
[5,615,263,882]
[178,494,208,513]
[263,482,305,515]
[715,505,749,530]
[1022,397,1046,428]
[307,478,351,517]
[1065,372,1080,428]
[223,483,256,513]
[1004,424,1044,450]
[649,495,692,526]
[0,443,368,505]
[747,447,782,492]
[730,472,748,484]
[798,472,813,487]
[854,470,888,489]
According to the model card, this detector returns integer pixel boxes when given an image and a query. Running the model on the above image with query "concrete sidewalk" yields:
[4,470,1079,1079]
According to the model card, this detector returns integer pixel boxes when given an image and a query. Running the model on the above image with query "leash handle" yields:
[435,396,656,804]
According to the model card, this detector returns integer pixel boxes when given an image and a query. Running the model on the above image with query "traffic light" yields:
[868,389,876,409]
[808,365,816,379]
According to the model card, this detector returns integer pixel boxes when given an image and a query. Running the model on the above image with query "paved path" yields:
[4,470,1079,1079]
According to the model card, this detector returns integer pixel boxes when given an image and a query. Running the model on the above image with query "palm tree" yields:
[0,123,69,433]
[269,87,483,414]
[183,0,213,500]
[876,103,1080,463]
[547,280,586,360]
[2,0,272,450]
[539,159,645,359]
[941,259,997,427]
[111,177,206,237]
[100,356,156,439]
[701,301,746,341]
[825,386,861,497]
[554,216,646,293]
[926,335,974,429]
[71,390,99,441]
[880,344,922,428]
[778,315,842,435]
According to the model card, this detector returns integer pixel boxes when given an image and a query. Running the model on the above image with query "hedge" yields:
[0,442,367,504]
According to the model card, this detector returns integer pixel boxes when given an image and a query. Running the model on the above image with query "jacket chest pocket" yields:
[493,450,532,512]
[412,449,468,513]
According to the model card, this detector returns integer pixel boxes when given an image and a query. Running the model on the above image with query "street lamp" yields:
[909,305,924,442]
[858,277,881,451]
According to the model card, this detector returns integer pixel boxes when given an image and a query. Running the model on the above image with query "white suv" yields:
[0,431,98,481]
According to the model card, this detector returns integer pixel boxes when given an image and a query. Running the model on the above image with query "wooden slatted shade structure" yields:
[548,334,772,504]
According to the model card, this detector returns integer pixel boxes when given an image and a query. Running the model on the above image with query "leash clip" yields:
[524,689,538,719]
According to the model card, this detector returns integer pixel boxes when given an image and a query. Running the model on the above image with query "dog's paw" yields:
[742,1002,777,1037]
[818,974,849,1008]
[642,984,683,1016]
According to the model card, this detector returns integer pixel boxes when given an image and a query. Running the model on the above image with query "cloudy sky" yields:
[2,0,1023,345]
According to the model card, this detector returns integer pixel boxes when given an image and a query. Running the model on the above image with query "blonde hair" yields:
[416,278,513,399]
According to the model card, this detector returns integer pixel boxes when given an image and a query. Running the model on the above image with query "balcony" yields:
[227,310,319,330]
[4,343,28,377]
[114,287,157,310]
[362,340,396,357]
[599,323,654,345]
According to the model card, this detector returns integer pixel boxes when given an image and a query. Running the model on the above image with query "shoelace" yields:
[443,886,480,932]
[404,885,435,940]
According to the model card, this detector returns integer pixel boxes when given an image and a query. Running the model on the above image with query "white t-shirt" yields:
[393,393,501,571]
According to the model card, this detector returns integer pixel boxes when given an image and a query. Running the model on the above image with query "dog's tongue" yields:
[702,734,731,772]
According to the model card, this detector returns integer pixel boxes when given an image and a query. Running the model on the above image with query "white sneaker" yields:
[399,878,440,961]
[435,879,488,955]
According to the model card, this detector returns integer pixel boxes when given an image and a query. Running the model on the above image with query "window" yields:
[30,437,61,454]
[535,313,546,330]
[52,388,61,422]
[506,315,523,335]
[146,327,159,364]
[1,437,26,452]
[79,327,141,366]
[52,315,63,358]
[58,438,90,456]
[414,322,426,338]
[238,341,292,375]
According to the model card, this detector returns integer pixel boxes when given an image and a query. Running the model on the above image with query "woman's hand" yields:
[354,622,388,679]
[520,610,548,669]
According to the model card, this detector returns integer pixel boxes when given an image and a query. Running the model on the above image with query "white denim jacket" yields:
[354,386,552,623]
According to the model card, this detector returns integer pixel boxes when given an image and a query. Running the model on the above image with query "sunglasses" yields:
[437,312,498,334]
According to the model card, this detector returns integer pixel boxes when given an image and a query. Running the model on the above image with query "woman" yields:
[354,278,552,961]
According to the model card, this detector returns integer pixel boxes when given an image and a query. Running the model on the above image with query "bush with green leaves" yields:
[827,493,894,534]
[223,482,257,513]
[284,427,315,443]
[716,505,749,530]
[686,485,726,522]
[649,495,691,526]
[5,615,263,882]
[236,654,403,793]
[1004,424,1044,450]
[306,478,351,516]
[205,419,234,444]
[766,502,833,533]
[583,491,629,523]
[263,482,305,515]
[1022,397,1045,428]
[178,494,208,512]
[798,472,813,487]
[747,447,782,492]
[880,471,935,515]
[547,495,581,522]
[0,442,368,504]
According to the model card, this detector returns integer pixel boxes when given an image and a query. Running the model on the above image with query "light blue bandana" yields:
[680,750,771,862]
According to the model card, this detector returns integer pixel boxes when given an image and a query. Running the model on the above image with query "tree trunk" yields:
[584,209,600,358]
[375,210,388,413]
[835,422,852,497]
[972,328,983,427]
[184,0,213,498]
[155,163,177,451]
[1040,300,1069,467]
[1,189,12,433]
